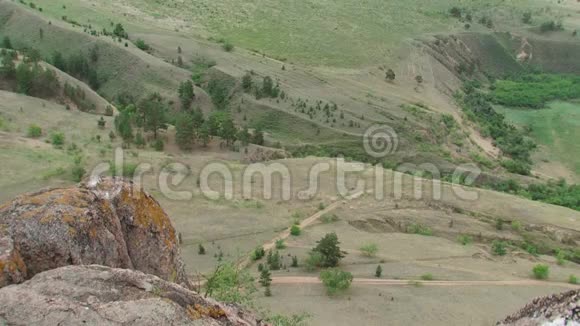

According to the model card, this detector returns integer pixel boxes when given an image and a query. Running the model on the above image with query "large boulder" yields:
[0,265,263,325]
[0,178,189,288]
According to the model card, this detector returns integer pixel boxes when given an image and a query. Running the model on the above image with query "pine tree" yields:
[2,36,12,49]
[242,72,252,92]
[267,250,281,270]
[385,69,396,81]
[312,233,346,268]
[134,132,145,148]
[199,122,211,147]
[252,128,264,146]
[415,75,423,84]
[139,93,167,139]
[115,110,134,143]
[237,127,251,146]
[375,265,383,278]
[97,117,106,129]
[259,267,272,287]
[175,112,195,150]
[291,256,298,267]
[178,80,195,110]
[220,117,237,145]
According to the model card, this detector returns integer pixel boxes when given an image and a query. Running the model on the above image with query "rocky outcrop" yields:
[0,178,189,288]
[0,265,263,325]
[498,289,580,325]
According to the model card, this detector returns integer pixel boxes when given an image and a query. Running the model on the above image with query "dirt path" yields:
[237,200,345,269]
[272,276,577,288]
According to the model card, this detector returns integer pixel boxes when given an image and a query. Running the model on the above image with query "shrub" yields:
[266,250,281,270]
[359,243,378,257]
[420,273,434,281]
[532,264,549,280]
[109,162,138,177]
[27,124,42,138]
[275,239,286,249]
[458,235,473,245]
[511,221,522,232]
[540,20,563,33]
[198,244,206,255]
[491,240,507,256]
[556,251,567,266]
[321,213,339,223]
[50,132,65,147]
[495,219,504,231]
[251,247,265,261]
[153,138,164,151]
[134,39,150,51]
[319,269,353,295]
[304,251,323,272]
[523,243,539,256]
[569,275,578,284]
[71,164,85,182]
[407,223,433,236]
[204,262,256,304]
[290,225,301,236]
[222,41,234,52]
[291,256,298,267]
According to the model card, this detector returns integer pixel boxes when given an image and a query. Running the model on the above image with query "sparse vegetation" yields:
[359,243,378,257]
[458,235,473,246]
[407,223,433,236]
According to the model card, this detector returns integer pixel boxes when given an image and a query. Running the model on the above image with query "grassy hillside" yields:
[0,0,207,105]
[27,0,553,67]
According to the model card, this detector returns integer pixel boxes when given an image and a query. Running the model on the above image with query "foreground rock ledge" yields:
[0,178,189,288]
[498,289,580,325]
[0,265,263,325]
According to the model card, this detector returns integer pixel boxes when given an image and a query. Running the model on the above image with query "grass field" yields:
[496,101,580,177]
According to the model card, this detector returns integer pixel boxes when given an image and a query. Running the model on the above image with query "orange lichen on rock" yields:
[0,177,189,288]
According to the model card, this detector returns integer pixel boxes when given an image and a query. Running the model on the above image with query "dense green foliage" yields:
[458,85,535,175]
[491,74,580,108]
[490,178,580,211]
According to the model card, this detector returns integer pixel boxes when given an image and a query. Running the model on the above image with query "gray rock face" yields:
[0,178,189,288]
[498,289,580,325]
[0,265,263,326]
